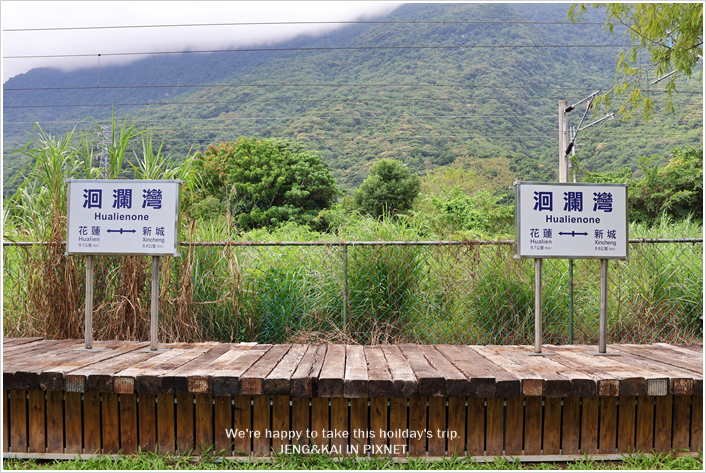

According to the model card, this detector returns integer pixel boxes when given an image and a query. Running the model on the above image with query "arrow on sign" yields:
[558,231,588,237]
[107,228,137,234]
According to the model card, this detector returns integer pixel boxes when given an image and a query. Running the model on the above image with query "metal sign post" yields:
[66,179,181,353]
[515,182,628,356]
[85,255,94,349]
[535,259,541,352]
[150,256,163,351]
[588,259,620,355]
[72,255,106,351]
[529,258,554,356]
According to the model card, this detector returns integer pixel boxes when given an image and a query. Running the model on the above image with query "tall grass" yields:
[2,122,702,344]
[3,119,201,343]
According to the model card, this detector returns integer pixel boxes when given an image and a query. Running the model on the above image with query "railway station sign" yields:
[66,179,181,256]
[515,182,628,260]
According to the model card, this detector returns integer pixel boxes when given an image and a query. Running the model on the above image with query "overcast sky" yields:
[1,1,401,83]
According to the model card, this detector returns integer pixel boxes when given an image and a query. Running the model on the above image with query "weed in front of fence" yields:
[3,211,703,345]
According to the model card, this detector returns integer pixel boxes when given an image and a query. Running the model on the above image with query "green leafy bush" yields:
[629,146,703,224]
[353,159,421,217]
[192,138,340,231]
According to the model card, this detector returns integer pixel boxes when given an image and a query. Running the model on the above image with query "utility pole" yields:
[558,100,569,182]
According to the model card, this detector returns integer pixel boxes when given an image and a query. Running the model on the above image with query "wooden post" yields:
[64,392,82,454]
[330,397,348,455]
[102,392,120,453]
[447,397,465,456]
[466,397,485,456]
[690,396,703,452]
[349,398,368,455]
[635,396,655,452]
[581,397,599,454]
[672,395,690,450]
[214,395,233,455]
[654,395,673,452]
[46,392,64,454]
[233,395,252,456]
[408,395,426,456]
[195,394,213,455]
[427,397,446,456]
[486,397,504,456]
[176,393,194,454]
[28,391,45,453]
[599,397,617,454]
[2,391,8,453]
[505,397,523,455]
[543,398,562,454]
[561,397,580,454]
[83,392,101,454]
[291,398,309,449]
[524,397,542,455]
[252,395,271,456]
[617,396,636,453]
[369,397,387,453]
[120,393,138,454]
[139,393,157,452]
[272,395,291,455]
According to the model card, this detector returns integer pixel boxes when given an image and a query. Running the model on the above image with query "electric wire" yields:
[2,83,643,92]
[3,19,609,33]
[2,90,695,110]
[4,43,632,60]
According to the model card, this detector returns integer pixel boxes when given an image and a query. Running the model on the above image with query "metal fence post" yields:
[342,244,349,334]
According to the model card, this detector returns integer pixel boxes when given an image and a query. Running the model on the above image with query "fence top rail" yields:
[2,238,703,247]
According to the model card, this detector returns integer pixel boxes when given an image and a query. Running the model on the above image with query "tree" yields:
[568,3,703,121]
[354,159,421,217]
[191,138,340,230]
[628,146,703,224]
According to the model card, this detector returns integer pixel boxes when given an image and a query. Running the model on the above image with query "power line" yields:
[1,83,623,92]
[2,114,558,125]
[3,127,700,139]
[0,97,605,109]
[2,92,694,110]
[3,20,608,33]
[5,43,630,60]
[0,129,558,138]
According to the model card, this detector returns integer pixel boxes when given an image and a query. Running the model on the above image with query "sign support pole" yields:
[529,258,554,356]
[151,256,160,351]
[72,255,105,351]
[589,258,620,356]
[534,258,543,353]
[599,258,607,353]
[85,255,94,349]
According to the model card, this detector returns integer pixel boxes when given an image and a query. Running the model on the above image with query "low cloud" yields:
[2,1,400,82]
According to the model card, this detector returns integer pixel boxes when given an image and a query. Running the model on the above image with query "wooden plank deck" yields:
[2,339,702,459]
[2,339,702,397]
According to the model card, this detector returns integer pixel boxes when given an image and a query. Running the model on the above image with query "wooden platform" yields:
[2,338,703,459]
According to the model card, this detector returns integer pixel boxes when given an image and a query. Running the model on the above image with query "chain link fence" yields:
[3,239,702,345]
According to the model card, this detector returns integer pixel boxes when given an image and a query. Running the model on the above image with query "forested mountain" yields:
[3,3,702,194]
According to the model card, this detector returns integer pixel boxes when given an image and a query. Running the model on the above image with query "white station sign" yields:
[515,182,628,259]
[66,179,181,256]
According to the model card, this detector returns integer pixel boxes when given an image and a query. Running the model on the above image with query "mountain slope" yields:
[3,3,702,194]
